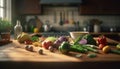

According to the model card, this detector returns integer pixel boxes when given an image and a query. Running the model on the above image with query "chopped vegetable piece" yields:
[75,54,83,58]
[111,49,120,55]
[31,36,39,42]
[116,43,120,50]
[25,45,29,50]
[70,44,88,53]
[28,46,33,52]
[87,54,97,58]
[82,45,99,53]
[38,49,43,55]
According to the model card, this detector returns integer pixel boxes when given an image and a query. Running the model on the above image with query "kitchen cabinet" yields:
[80,0,120,15]
[15,0,41,15]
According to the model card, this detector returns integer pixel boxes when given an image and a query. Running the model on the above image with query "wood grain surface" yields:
[0,40,120,62]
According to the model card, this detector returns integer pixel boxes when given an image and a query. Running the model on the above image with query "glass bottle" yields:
[14,20,23,39]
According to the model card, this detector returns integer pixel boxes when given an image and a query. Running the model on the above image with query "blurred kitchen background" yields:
[7,0,120,33]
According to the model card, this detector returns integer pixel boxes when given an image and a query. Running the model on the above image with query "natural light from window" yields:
[0,0,4,18]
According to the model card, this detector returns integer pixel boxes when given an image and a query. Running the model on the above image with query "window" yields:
[0,0,4,18]
[0,0,11,21]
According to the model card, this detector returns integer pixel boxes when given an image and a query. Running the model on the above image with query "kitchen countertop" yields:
[0,40,120,62]
[89,32,120,34]
[0,40,120,69]
[0,40,80,62]
[89,32,120,42]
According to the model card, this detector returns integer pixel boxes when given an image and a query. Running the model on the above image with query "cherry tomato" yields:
[24,40,32,45]
[42,41,53,49]
[99,44,105,50]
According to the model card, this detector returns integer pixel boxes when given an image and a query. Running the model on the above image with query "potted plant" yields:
[0,18,12,41]
[0,18,12,32]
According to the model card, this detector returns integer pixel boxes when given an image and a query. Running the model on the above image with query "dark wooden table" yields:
[0,40,120,69]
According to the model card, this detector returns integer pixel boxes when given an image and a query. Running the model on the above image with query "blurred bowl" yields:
[69,32,89,39]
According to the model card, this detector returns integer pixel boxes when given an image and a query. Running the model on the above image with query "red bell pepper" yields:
[97,35,107,46]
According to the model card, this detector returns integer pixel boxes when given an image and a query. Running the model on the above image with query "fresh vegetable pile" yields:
[69,34,98,54]
[16,33,120,57]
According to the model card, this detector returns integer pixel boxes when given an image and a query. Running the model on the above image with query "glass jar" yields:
[94,24,100,33]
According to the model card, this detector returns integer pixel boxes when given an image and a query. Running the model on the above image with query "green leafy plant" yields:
[0,18,12,32]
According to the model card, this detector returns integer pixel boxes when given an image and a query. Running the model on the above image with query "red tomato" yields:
[99,44,105,50]
[42,41,53,49]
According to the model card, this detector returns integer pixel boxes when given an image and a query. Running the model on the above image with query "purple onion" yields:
[58,36,68,42]
[79,39,87,44]
[53,40,62,47]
